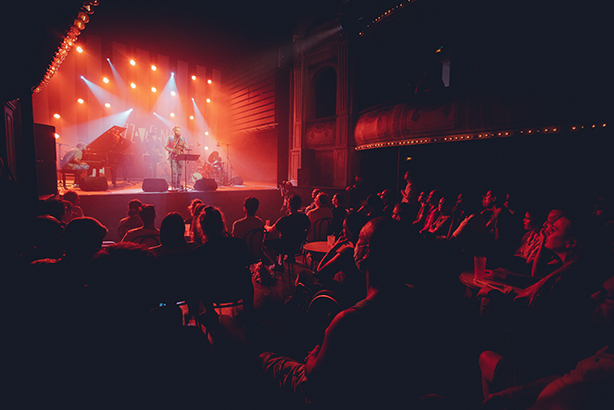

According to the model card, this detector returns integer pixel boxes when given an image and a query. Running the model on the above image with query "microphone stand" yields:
[223,143,235,186]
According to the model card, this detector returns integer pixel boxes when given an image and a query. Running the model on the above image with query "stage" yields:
[54,178,283,243]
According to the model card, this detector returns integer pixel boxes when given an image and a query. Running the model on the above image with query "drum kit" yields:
[192,150,225,184]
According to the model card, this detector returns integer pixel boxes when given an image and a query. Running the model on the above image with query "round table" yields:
[303,241,330,254]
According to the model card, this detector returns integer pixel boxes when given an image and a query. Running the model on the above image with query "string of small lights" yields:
[32,0,99,94]
[355,123,608,150]
[359,0,416,37]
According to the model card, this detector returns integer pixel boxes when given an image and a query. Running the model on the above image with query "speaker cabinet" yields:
[229,175,244,185]
[142,178,168,192]
[34,123,57,195]
[194,178,218,191]
[80,176,108,191]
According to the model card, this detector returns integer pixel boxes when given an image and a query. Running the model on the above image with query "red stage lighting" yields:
[77,98,84,104]
[130,59,136,66]
[76,46,83,53]
[151,65,157,71]
[130,83,136,89]
[103,77,109,84]
[53,113,61,119]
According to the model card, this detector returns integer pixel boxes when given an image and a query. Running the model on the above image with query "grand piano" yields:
[82,126,131,179]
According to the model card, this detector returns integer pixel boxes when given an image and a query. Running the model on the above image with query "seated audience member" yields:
[424,195,453,239]
[61,190,84,222]
[298,212,369,306]
[412,191,428,229]
[392,202,418,230]
[83,242,212,409]
[378,189,395,216]
[18,215,64,265]
[184,198,204,226]
[191,206,253,314]
[357,193,385,219]
[304,189,322,213]
[121,204,160,248]
[479,209,607,388]
[150,212,197,257]
[450,194,489,249]
[419,189,442,233]
[501,207,548,275]
[265,194,310,270]
[24,217,108,297]
[447,193,466,238]
[279,180,296,215]
[480,275,614,410]
[118,199,143,239]
[150,212,198,309]
[259,218,430,409]
[346,173,369,210]
[231,196,264,240]
[40,197,70,225]
[190,202,206,244]
[330,192,347,238]
[307,192,333,241]
[400,171,417,204]
[482,189,519,266]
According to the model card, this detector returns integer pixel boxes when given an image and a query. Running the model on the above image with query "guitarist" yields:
[164,126,189,190]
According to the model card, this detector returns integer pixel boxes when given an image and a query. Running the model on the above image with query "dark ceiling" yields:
[0,0,341,103]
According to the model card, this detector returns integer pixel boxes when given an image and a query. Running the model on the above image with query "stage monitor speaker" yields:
[229,175,244,185]
[80,176,108,191]
[142,178,168,192]
[194,178,218,191]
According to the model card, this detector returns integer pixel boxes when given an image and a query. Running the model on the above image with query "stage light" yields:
[80,76,84,79]
[105,103,111,108]
[106,58,110,62]
[170,113,175,117]
[206,98,211,103]
[191,75,196,80]
[76,46,83,53]
[189,115,194,120]
[204,146,209,150]
[171,91,176,96]
[130,59,136,66]
[171,72,174,76]
[207,79,212,84]
[151,87,157,92]
[54,133,60,139]
[130,83,136,89]
[205,131,209,135]
[53,113,61,119]
[129,108,134,112]
[77,98,84,104]
[151,65,157,71]
[103,77,109,84]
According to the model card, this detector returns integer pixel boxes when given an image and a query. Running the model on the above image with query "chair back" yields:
[243,228,267,263]
[134,234,161,248]
[313,217,332,241]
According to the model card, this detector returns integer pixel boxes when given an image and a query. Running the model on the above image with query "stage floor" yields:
[56,178,277,197]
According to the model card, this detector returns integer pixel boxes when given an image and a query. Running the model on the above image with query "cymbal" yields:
[208,151,221,163]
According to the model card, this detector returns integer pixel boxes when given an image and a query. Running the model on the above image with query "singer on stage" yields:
[165,126,188,190]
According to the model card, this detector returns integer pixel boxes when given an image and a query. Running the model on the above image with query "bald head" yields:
[354,217,414,286]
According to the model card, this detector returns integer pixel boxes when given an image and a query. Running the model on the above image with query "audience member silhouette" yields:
[259,217,431,409]
[121,204,160,248]
[231,196,265,240]
[118,199,143,239]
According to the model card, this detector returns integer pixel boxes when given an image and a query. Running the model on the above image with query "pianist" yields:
[60,142,89,188]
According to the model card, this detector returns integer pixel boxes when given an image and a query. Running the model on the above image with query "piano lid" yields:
[86,126,128,154]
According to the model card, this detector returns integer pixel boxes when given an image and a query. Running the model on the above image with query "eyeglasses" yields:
[594,287,614,304]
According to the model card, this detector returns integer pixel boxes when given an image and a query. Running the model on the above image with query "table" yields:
[459,271,525,295]
[303,241,330,254]
[303,241,330,270]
